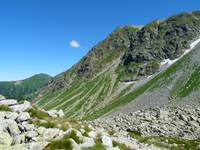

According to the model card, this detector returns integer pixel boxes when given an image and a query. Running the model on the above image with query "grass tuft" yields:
[0,105,12,111]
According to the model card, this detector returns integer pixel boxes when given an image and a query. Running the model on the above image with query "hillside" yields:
[34,11,200,120]
[0,74,51,100]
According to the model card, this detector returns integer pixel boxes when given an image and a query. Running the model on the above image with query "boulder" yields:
[10,101,31,112]
[17,112,30,122]
[5,112,19,120]
[0,99,17,106]
[25,131,39,140]
[6,119,21,137]
[0,131,12,149]
[21,122,35,131]
[80,137,95,148]
[42,128,64,140]
[102,135,113,148]
[13,134,25,144]
[47,110,58,118]
[58,109,65,117]
[0,95,6,100]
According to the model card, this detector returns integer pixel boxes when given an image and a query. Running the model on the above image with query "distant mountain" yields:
[34,11,200,120]
[0,74,52,100]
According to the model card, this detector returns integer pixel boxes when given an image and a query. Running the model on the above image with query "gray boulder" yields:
[0,131,12,149]
[0,99,17,106]
[17,112,30,122]
[10,101,31,112]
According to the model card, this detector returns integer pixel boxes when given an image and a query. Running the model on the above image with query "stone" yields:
[25,141,49,150]
[0,111,7,120]
[179,114,188,122]
[13,134,25,144]
[80,137,95,148]
[37,126,46,135]
[0,95,6,100]
[88,131,97,138]
[5,112,19,120]
[17,112,30,122]
[10,101,32,112]
[25,130,38,140]
[102,135,113,148]
[42,128,64,140]
[21,122,35,131]
[6,119,21,137]
[0,99,17,106]
[58,109,65,117]
[0,131,12,149]
[47,110,58,118]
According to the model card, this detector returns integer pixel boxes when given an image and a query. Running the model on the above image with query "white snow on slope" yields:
[161,37,200,66]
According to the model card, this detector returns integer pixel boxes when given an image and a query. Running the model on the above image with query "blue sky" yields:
[0,0,199,81]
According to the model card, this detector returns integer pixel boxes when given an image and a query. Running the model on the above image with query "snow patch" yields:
[161,37,200,67]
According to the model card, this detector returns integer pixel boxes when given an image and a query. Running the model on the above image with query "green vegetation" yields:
[83,139,106,150]
[0,73,51,101]
[179,66,200,97]
[0,105,12,111]
[29,119,56,128]
[129,131,200,150]
[84,53,190,120]
[44,135,72,150]
[113,141,132,150]
[27,107,49,119]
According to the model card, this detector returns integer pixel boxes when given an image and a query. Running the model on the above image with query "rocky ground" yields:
[0,95,160,150]
[92,106,200,139]
[91,106,200,149]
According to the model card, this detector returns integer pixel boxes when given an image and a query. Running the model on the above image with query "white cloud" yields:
[70,40,80,48]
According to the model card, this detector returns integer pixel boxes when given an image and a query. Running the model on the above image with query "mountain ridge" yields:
[34,10,200,120]
[0,73,52,100]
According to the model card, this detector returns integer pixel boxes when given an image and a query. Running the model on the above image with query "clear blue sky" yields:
[0,0,199,81]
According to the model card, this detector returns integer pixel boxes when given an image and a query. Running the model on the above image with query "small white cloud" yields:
[70,40,80,48]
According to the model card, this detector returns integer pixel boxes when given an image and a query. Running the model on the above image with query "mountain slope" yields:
[34,11,200,120]
[0,74,51,100]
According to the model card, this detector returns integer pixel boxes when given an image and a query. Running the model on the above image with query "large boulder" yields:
[17,112,30,122]
[0,99,17,106]
[5,112,19,120]
[10,101,32,112]
[42,128,64,140]
[0,131,12,149]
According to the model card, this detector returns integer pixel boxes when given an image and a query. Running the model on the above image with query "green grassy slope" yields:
[35,11,200,120]
[0,74,51,100]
